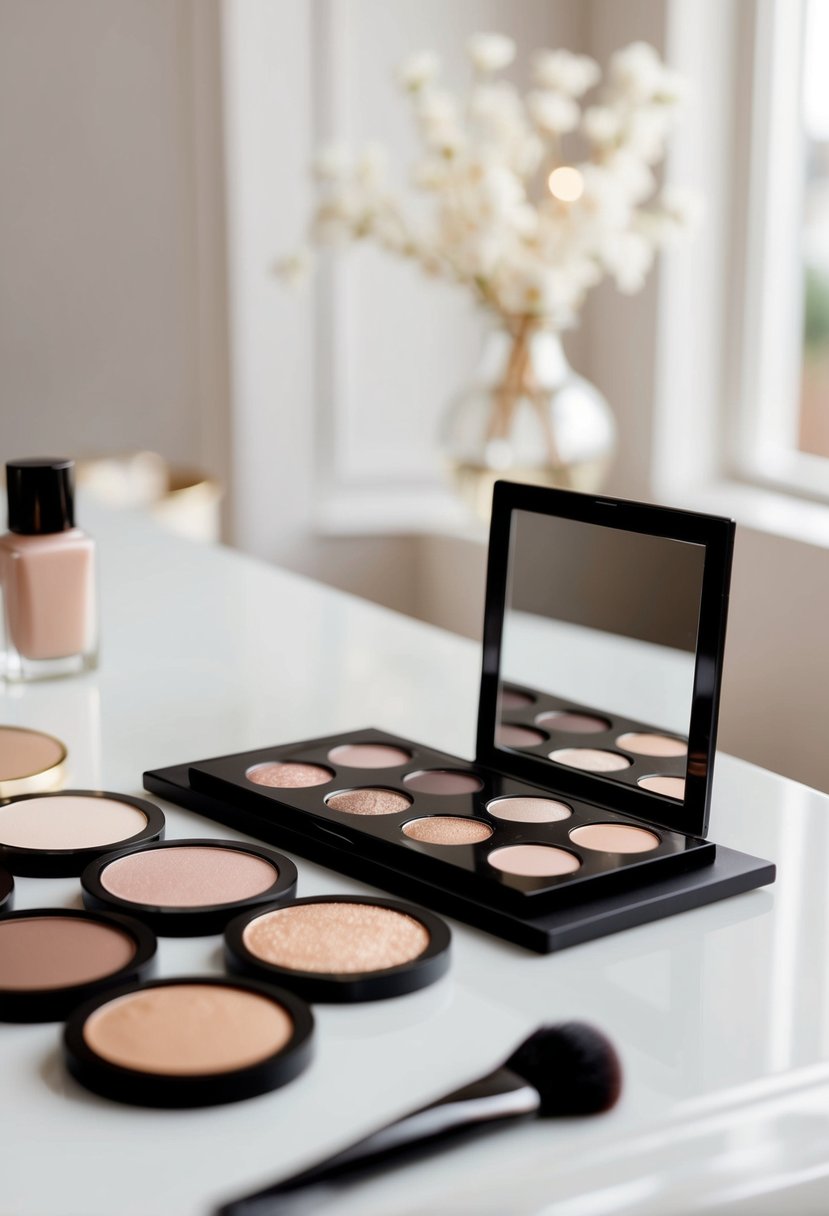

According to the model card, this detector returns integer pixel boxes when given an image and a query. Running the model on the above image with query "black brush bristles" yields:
[504,1022,622,1116]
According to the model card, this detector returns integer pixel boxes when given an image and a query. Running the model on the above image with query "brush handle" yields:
[217,1066,539,1216]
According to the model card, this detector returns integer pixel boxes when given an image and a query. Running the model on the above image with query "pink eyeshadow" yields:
[403,770,484,795]
[327,744,411,768]
[536,712,610,734]
[570,823,661,853]
[496,724,546,748]
[638,775,686,799]
[488,844,581,878]
[100,846,277,908]
[499,690,535,710]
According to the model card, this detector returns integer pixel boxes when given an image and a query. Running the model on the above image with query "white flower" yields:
[622,106,673,163]
[581,105,621,146]
[468,81,523,128]
[526,90,579,135]
[599,230,654,292]
[654,67,687,107]
[533,49,600,97]
[356,142,387,189]
[312,145,349,181]
[603,149,655,203]
[397,50,439,92]
[609,41,664,103]
[273,247,313,286]
[651,185,704,238]
[416,87,459,126]
[467,33,516,74]
[577,163,632,229]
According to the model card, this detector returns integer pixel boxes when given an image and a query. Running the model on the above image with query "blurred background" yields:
[1,0,828,792]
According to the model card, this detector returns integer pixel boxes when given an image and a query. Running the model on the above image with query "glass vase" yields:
[439,318,616,519]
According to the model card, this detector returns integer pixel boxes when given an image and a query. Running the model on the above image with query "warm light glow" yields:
[548,166,584,202]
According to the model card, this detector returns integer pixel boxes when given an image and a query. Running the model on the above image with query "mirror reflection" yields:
[497,510,705,801]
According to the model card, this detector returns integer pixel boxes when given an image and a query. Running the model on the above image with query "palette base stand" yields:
[145,763,775,954]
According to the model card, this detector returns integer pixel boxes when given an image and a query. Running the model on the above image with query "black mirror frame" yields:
[476,481,735,838]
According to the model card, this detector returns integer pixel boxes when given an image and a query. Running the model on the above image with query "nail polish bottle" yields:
[0,458,98,681]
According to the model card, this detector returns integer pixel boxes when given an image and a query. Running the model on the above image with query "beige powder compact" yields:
[63,976,314,1107]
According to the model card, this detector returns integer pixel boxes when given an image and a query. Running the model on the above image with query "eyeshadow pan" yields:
[570,823,661,853]
[487,796,572,823]
[549,748,632,773]
[64,976,315,1106]
[82,840,297,936]
[0,915,136,991]
[83,983,293,1076]
[536,712,610,734]
[326,788,412,816]
[617,732,687,757]
[327,744,411,768]
[488,844,581,877]
[499,690,536,710]
[496,724,546,748]
[403,770,484,795]
[402,817,493,845]
[639,775,686,799]
[100,846,277,908]
[242,902,429,975]
[246,761,332,788]
[0,726,67,797]
[0,795,147,851]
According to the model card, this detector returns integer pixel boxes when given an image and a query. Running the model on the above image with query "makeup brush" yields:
[217,1021,622,1216]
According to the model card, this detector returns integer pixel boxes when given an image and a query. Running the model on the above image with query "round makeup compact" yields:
[0,908,157,1022]
[225,895,451,1003]
[63,975,314,1108]
[81,839,298,936]
[0,725,67,798]
[0,790,165,877]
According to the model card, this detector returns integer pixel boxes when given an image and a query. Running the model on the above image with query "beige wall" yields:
[0,0,229,483]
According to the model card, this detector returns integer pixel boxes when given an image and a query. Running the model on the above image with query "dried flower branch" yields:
[278,37,699,328]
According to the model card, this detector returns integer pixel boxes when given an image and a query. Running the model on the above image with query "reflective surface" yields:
[0,505,814,1216]
[498,509,705,800]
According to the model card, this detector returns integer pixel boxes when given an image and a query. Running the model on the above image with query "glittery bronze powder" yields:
[242,902,430,974]
[326,788,411,816]
[402,817,493,845]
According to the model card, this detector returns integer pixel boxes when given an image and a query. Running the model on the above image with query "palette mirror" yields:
[478,483,735,837]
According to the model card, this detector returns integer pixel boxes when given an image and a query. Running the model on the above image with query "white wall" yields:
[0,0,229,486]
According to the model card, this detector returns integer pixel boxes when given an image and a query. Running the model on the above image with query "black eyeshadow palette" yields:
[146,483,775,953]
[498,682,688,800]
[183,728,713,915]
[145,760,775,954]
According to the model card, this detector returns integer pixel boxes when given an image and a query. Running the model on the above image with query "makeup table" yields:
[0,506,823,1216]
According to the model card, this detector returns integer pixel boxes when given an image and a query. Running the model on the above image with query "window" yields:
[735,0,829,499]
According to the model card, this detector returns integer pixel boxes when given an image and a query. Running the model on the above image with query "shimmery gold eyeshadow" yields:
[570,823,661,853]
[549,748,632,773]
[82,983,293,1075]
[242,902,429,974]
[402,817,493,845]
[638,775,686,799]
[326,788,412,816]
[246,762,332,789]
[617,732,687,758]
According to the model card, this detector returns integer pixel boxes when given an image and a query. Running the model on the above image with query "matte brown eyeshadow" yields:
[0,916,135,990]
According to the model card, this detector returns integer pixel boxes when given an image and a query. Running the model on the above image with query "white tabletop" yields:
[0,507,822,1216]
